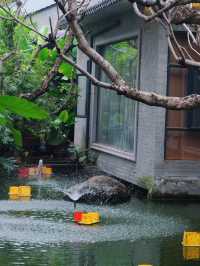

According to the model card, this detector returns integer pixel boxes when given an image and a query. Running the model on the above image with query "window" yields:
[187,67,200,129]
[96,39,139,154]
[165,33,200,160]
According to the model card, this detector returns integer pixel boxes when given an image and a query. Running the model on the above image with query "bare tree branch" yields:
[3,0,200,111]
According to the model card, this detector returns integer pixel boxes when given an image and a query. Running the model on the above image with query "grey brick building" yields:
[12,0,58,30]
[74,0,200,198]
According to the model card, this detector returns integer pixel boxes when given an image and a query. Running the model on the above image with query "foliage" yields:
[0,157,17,176]
[68,145,88,166]
[104,40,138,87]
[28,109,75,146]
[0,125,13,145]
[0,9,77,155]
[0,96,48,120]
[68,145,98,166]
[0,95,49,147]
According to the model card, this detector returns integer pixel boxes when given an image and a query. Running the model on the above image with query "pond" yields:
[0,171,199,266]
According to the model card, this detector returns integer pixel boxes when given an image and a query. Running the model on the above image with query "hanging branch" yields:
[2,0,200,110]
[49,0,200,110]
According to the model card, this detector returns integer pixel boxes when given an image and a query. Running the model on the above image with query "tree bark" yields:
[59,0,200,110]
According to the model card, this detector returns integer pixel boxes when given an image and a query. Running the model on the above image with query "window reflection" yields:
[96,40,139,153]
[166,34,200,160]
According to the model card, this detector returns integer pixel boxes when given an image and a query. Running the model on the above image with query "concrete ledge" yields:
[152,176,200,199]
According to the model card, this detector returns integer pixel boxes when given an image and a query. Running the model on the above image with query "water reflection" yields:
[183,247,200,261]
[9,195,31,201]
[0,237,197,266]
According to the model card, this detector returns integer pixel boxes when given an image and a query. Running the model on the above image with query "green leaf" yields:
[0,118,6,125]
[0,105,5,113]
[49,50,58,61]
[39,48,49,61]
[58,110,69,123]
[14,25,30,50]
[0,114,7,125]
[72,47,77,59]
[0,96,49,120]
[12,128,22,147]
[53,118,62,126]
[73,38,78,46]
[57,38,66,49]
[79,155,87,163]
[58,62,73,77]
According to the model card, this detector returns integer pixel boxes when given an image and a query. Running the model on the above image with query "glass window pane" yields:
[167,67,188,129]
[187,67,200,129]
[166,130,200,160]
[96,40,138,153]
[166,62,200,160]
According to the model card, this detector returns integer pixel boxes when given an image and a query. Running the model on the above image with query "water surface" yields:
[0,173,199,265]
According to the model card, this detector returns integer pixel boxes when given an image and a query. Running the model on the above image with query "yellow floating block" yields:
[42,167,52,175]
[78,212,100,225]
[9,195,19,200]
[138,265,153,266]
[192,3,200,9]
[29,167,36,176]
[182,231,200,247]
[9,195,31,201]
[183,247,200,260]
[19,186,31,197]
[9,186,19,196]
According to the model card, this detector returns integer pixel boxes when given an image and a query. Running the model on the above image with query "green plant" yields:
[137,176,155,197]
[0,10,77,157]
[0,156,17,175]
[87,150,98,164]
[0,125,13,145]
[68,145,88,166]
[68,145,98,167]
[27,108,75,147]
[0,96,49,147]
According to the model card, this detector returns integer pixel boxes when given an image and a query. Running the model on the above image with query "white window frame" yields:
[89,32,141,162]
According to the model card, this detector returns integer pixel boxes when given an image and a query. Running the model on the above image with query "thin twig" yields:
[0,5,48,40]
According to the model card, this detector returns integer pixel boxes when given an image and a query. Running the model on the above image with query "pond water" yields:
[0,172,200,266]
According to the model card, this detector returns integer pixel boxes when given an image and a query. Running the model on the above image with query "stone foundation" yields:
[152,176,200,199]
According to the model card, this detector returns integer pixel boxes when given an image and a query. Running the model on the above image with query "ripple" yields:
[0,198,191,245]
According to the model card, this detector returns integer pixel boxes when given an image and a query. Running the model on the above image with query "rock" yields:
[63,175,131,204]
